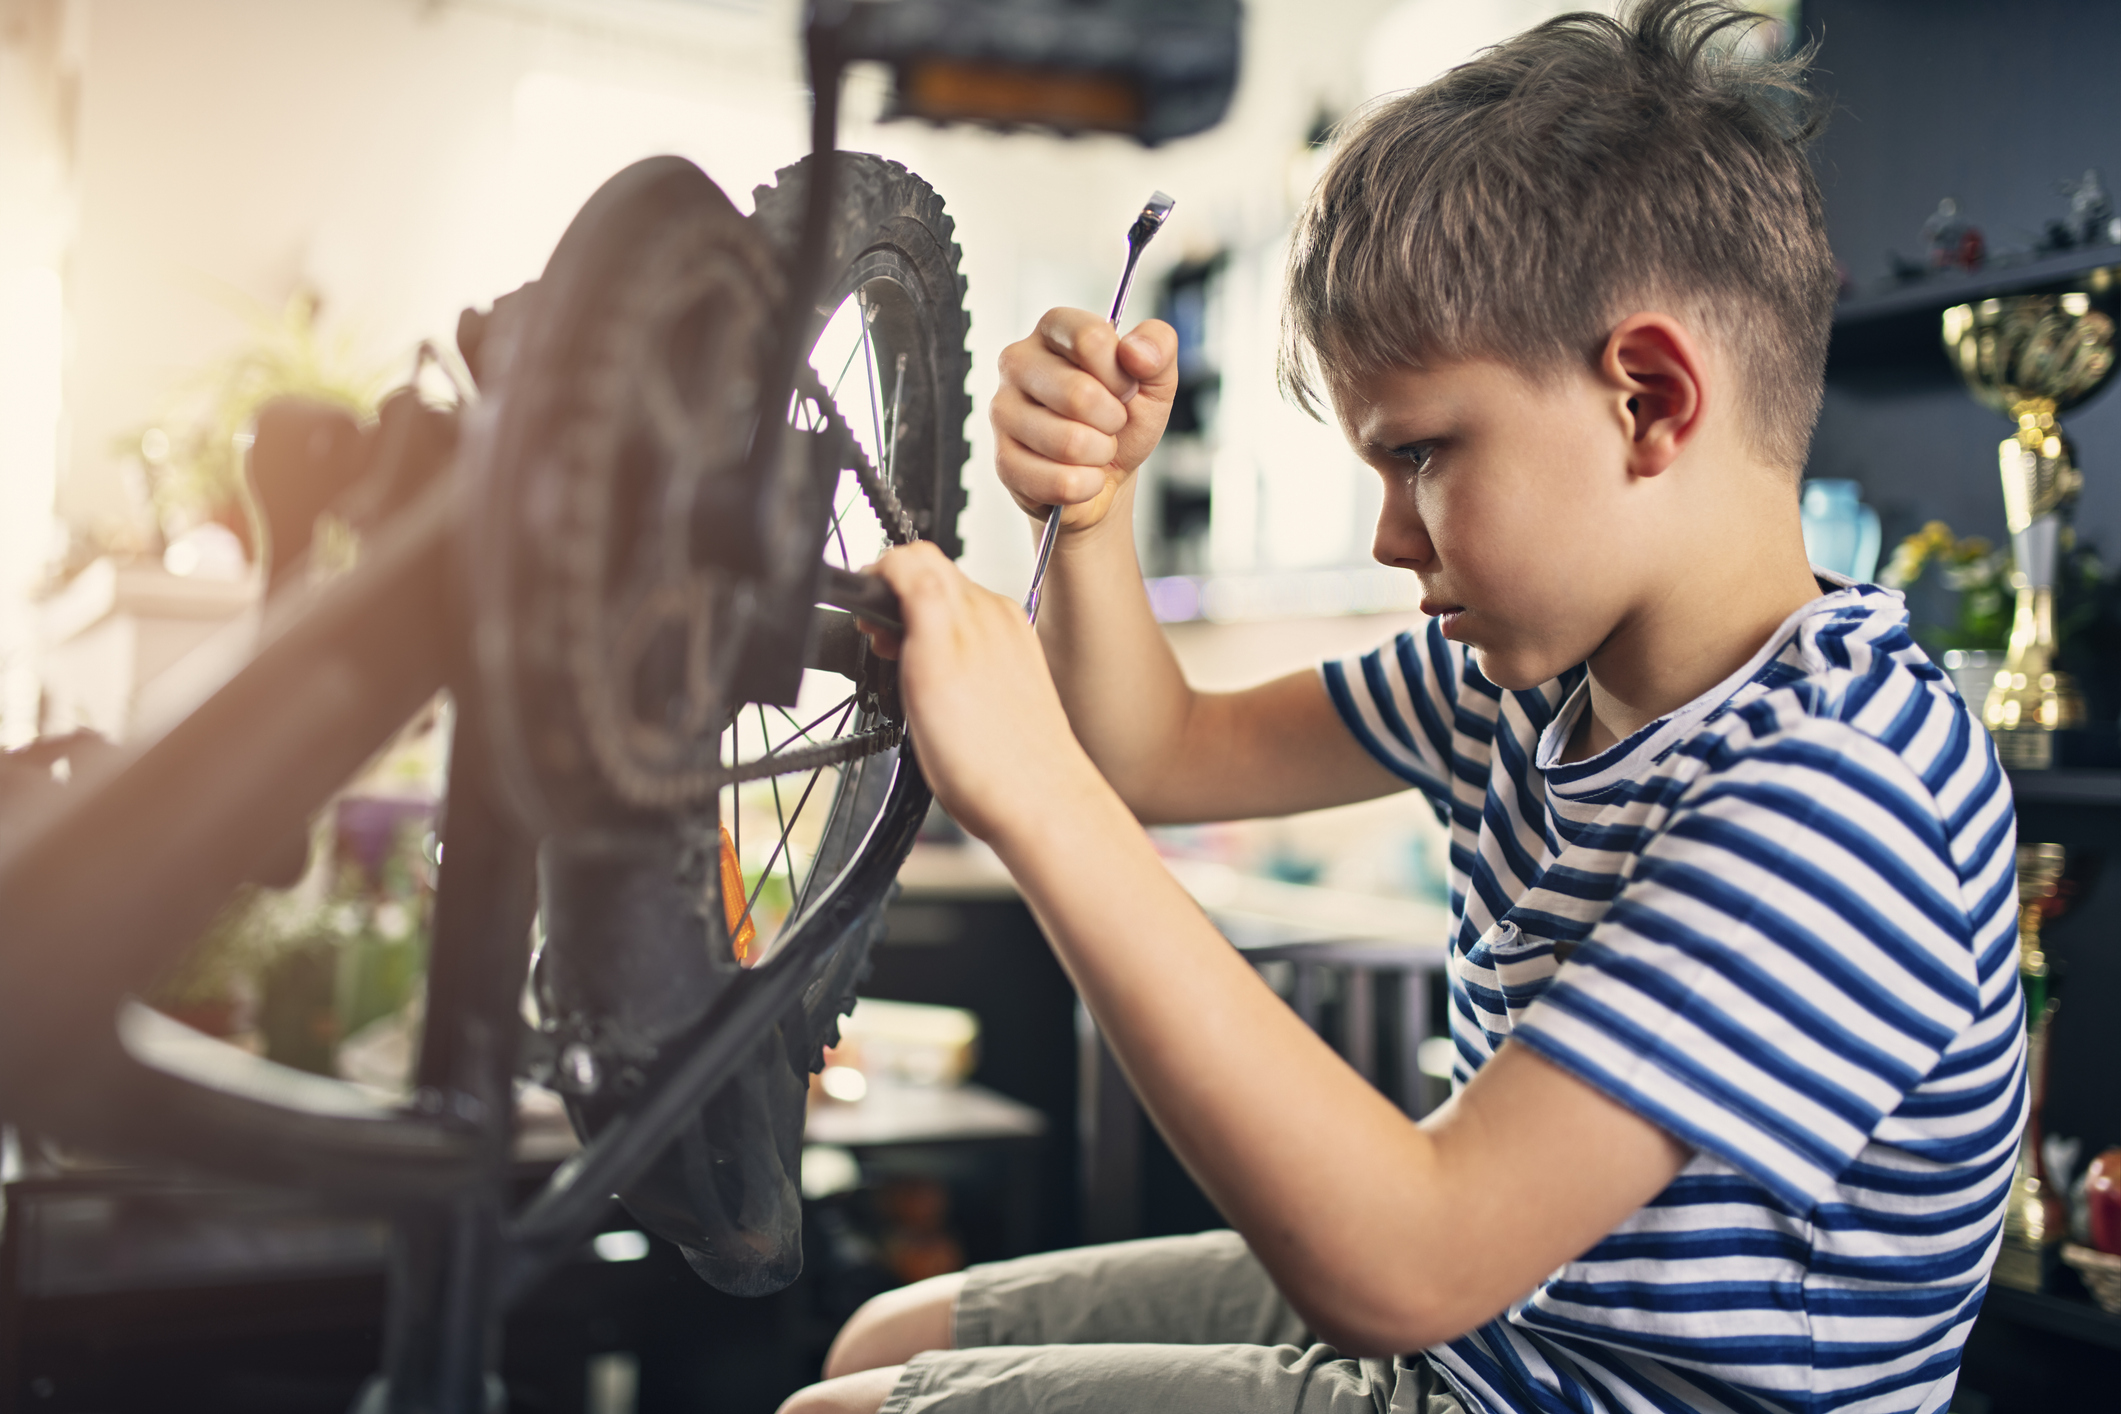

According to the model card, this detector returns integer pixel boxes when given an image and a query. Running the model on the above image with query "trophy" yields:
[1995,842,2071,1291]
[1942,275,2121,769]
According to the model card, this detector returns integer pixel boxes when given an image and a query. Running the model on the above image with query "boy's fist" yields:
[858,543,1090,845]
[992,309,1177,534]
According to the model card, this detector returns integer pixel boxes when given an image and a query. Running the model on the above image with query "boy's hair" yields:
[1281,0,1835,472]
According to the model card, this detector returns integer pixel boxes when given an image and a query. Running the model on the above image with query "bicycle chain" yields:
[695,357,916,790]
[552,239,919,805]
[792,361,919,546]
[720,721,901,787]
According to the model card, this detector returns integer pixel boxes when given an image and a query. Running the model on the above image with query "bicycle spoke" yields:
[828,485,855,568]
[858,293,888,478]
[758,705,801,906]
[779,794,801,903]
[775,698,842,748]
[784,699,856,920]
[762,694,857,758]
[775,704,817,744]
[827,321,866,404]
[815,297,877,571]
[885,351,907,488]
[788,766,831,914]
[725,720,740,901]
[690,239,950,957]
[724,693,861,769]
[730,755,836,943]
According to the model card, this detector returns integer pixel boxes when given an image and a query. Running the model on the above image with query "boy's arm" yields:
[997,309,1404,822]
[1010,785,1692,1354]
[867,547,1690,1354]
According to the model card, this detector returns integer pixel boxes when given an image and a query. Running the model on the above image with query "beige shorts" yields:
[880,1231,1465,1414]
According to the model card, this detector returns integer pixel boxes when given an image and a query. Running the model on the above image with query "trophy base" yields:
[1992,1237,2058,1292]
[1988,727,2121,771]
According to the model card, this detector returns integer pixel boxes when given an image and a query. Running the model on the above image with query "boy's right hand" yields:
[992,309,1178,534]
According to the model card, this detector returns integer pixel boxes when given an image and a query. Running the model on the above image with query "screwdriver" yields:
[1023,190,1177,625]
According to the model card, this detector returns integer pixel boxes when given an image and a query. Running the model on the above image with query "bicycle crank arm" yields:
[816,563,903,632]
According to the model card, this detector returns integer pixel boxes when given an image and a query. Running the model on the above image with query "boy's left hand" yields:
[858,543,1095,845]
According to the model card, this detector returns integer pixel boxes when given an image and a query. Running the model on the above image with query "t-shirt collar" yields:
[1534,572,1877,796]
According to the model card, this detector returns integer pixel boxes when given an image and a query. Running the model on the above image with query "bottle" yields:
[1800,478,1883,583]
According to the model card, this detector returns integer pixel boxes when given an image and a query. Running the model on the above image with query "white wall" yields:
[60,0,811,536]
[0,0,77,743]
[22,0,1784,609]
[52,0,1441,599]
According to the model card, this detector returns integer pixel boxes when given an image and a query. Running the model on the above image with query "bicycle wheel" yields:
[751,152,971,560]
[721,151,971,963]
[466,151,969,930]
[463,152,969,1296]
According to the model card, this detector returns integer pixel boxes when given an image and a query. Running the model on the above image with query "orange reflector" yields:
[900,59,1143,134]
[720,823,756,965]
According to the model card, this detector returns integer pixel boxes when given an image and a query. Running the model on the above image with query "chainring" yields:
[459,153,964,1300]
[462,157,916,828]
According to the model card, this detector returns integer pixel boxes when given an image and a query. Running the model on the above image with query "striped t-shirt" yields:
[1321,581,2021,1414]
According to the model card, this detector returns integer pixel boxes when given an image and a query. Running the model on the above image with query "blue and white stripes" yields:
[1321,583,2020,1414]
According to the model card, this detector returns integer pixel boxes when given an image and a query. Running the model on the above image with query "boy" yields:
[789,2,2022,1411]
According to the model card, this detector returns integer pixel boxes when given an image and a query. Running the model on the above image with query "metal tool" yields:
[1023,190,1176,624]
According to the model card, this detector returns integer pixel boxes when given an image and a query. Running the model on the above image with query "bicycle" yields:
[0,2,1237,1409]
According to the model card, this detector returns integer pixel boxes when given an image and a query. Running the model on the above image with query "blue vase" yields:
[1800,478,1882,583]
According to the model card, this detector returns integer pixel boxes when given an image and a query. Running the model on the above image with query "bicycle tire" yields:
[734,150,971,1069]
[0,152,973,1307]
[516,155,971,1297]
[462,155,788,831]
[750,152,973,560]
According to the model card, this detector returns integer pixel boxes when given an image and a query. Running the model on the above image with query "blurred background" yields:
[11,3,2121,1412]
[0,0,1800,751]
[0,0,1805,942]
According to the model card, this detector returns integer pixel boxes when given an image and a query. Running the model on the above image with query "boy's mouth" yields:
[1420,597,1467,636]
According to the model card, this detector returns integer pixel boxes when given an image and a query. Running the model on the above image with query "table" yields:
[901,844,1453,1244]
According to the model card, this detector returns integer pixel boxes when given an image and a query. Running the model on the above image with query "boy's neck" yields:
[1562,524,1825,764]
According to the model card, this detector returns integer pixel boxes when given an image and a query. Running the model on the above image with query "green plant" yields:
[1879,520,2012,652]
[151,816,433,1072]
[125,288,389,551]
[321,820,433,1042]
[1882,518,2118,665]
[152,883,312,1013]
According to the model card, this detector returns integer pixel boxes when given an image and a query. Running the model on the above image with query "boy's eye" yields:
[1390,442,1437,473]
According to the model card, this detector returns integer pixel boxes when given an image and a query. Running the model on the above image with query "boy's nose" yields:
[1372,501,1433,572]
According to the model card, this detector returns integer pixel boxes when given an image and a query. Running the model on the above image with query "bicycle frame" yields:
[0,438,934,1407]
[0,3,1238,1407]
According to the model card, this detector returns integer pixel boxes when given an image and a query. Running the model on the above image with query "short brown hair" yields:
[1280,0,1835,471]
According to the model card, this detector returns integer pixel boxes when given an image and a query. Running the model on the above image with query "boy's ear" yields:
[1599,314,1705,479]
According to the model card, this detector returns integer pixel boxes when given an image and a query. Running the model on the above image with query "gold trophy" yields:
[1942,276,2120,769]
[1994,842,2070,1291]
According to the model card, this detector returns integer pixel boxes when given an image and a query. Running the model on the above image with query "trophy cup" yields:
[1995,842,2071,1291]
[1942,276,2121,769]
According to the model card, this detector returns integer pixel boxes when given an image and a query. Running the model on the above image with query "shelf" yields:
[1827,249,2121,379]
[1980,1284,2121,1352]
[2008,768,2121,808]
[1836,249,2121,331]
[802,1080,1047,1148]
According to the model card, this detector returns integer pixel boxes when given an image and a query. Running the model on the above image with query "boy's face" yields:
[1335,357,1650,692]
